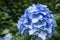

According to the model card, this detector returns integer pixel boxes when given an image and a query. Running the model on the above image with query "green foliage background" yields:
[0,0,60,40]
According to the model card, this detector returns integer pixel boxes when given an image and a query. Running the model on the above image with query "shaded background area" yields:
[0,0,60,40]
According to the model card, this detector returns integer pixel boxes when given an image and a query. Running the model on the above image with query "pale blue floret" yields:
[0,34,12,40]
[17,4,57,40]
[0,38,3,40]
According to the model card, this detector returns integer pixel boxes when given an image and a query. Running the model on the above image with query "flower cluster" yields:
[0,34,12,40]
[17,4,57,40]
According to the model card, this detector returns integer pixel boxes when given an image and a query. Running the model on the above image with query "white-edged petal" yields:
[32,18,39,23]
[49,19,53,22]
[29,29,37,35]
[27,4,38,13]
[38,32,47,40]
[41,12,47,15]
[24,19,28,24]
[29,25,33,29]
[38,15,43,20]
[33,25,42,28]
[43,22,46,26]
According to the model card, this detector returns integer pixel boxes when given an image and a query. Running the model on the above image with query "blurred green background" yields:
[0,0,60,40]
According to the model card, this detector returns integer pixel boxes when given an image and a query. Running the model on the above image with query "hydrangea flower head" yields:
[0,38,3,40]
[0,34,12,40]
[17,4,57,40]
[3,34,12,40]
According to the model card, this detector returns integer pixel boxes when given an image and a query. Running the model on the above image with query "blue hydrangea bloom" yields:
[17,4,57,40]
[0,38,3,40]
[0,34,12,40]
[3,34,12,40]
